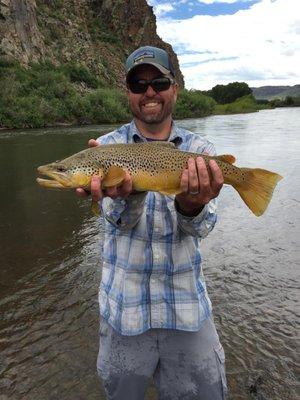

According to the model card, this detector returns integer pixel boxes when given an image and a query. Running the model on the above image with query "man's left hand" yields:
[175,157,224,217]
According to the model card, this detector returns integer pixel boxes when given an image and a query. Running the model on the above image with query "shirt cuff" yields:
[175,201,209,224]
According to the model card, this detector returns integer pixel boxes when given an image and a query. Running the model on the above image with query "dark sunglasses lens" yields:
[151,78,171,92]
[128,78,172,94]
[128,81,148,94]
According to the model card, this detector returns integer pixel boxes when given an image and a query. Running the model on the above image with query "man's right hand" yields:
[75,139,134,202]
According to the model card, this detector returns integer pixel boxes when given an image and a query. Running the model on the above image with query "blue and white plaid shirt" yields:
[97,121,217,335]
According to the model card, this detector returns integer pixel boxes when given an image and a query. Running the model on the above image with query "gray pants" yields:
[97,316,227,400]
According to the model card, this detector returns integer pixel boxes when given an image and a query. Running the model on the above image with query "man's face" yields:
[126,65,178,125]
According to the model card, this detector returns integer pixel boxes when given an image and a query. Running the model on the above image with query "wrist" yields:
[175,198,205,217]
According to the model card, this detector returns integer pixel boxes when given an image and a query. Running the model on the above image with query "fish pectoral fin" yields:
[102,166,126,188]
[216,154,236,164]
[91,200,101,216]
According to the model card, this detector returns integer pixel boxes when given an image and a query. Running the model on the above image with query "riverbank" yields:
[0,58,283,130]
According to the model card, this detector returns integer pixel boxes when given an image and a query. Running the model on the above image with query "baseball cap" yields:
[126,46,175,81]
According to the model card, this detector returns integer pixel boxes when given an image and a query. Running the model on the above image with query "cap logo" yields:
[133,50,155,65]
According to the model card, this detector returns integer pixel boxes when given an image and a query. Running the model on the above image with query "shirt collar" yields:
[130,120,183,147]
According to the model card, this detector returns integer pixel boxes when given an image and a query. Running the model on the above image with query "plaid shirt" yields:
[97,121,217,335]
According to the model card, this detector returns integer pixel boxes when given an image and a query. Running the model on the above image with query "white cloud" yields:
[154,0,300,89]
[155,3,175,17]
[147,1,175,17]
[196,0,251,3]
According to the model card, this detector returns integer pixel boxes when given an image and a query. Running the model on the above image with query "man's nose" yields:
[144,83,157,96]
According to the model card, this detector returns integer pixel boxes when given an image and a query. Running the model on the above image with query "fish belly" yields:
[132,170,182,195]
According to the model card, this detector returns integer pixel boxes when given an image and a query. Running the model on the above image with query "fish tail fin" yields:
[232,168,283,216]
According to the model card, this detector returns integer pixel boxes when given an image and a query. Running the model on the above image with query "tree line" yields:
[0,58,297,129]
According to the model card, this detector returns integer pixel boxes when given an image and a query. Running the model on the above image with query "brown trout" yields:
[37,142,282,216]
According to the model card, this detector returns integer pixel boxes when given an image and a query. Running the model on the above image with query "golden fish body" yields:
[37,142,282,216]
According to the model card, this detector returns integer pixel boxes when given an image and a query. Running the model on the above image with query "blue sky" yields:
[147,0,300,89]
[149,0,260,19]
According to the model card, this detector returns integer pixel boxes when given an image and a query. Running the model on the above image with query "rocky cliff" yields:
[0,0,184,87]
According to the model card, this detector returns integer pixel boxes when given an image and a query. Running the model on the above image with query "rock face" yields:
[0,0,184,86]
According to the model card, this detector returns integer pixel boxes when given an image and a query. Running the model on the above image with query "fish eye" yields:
[57,165,67,172]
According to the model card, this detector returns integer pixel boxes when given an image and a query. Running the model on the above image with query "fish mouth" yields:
[37,165,72,188]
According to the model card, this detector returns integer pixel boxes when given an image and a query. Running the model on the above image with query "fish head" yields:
[37,156,103,189]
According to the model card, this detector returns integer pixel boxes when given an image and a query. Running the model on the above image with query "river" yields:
[0,108,299,399]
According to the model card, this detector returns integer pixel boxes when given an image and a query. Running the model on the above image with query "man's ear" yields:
[173,83,179,102]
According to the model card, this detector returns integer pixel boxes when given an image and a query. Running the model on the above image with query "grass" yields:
[0,59,265,129]
[0,59,130,128]
[213,95,259,115]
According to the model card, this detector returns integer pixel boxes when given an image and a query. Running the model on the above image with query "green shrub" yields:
[208,82,252,104]
[62,63,101,88]
[174,89,216,119]
[84,89,130,123]
[0,59,126,128]
[213,95,259,115]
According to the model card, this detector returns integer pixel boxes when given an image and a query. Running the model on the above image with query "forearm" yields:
[175,198,218,238]
[175,198,205,217]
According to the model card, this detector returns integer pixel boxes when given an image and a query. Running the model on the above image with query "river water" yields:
[0,108,299,399]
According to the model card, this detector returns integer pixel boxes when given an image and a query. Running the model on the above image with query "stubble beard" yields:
[131,100,174,125]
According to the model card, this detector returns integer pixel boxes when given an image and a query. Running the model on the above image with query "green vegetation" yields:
[205,82,252,104]
[0,59,297,130]
[269,96,300,108]
[0,59,130,128]
[213,94,259,115]
[174,89,216,119]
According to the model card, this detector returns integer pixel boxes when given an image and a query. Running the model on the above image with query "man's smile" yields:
[140,100,163,112]
[143,102,160,108]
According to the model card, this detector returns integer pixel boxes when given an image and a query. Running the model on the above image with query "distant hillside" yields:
[251,85,300,100]
[0,0,186,129]
[0,0,184,87]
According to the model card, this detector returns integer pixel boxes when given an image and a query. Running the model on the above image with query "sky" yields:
[146,0,300,90]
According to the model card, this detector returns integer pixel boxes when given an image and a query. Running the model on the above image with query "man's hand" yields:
[76,139,99,199]
[75,139,134,202]
[175,157,224,217]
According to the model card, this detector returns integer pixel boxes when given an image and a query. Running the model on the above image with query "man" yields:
[77,46,227,399]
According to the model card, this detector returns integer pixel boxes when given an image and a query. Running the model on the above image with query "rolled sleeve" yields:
[101,192,147,230]
[176,199,217,238]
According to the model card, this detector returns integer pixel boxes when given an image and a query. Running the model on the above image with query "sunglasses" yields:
[127,77,175,94]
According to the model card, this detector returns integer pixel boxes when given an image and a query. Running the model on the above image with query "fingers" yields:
[118,170,133,197]
[88,139,99,147]
[196,157,210,200]
[188,158,200,194]
[179,157,223,203]
[75,188,90,198]
[180,168,189,193]
[91,176,103,202]
[103,170,133,199]
[209,160,224,194]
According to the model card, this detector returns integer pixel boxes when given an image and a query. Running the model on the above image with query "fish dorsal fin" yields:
[102,166,126,188]
[216,154,236,164]
[147,141,175,148]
